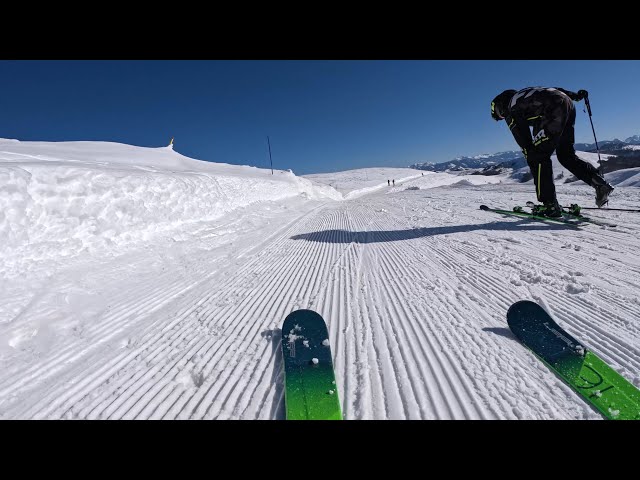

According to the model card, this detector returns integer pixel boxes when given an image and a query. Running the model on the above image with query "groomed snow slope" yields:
[1,140,639,420]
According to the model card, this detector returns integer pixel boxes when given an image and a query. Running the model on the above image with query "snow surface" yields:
[304,168,425,198]
[304,168,506,199]
[0,139,340,280]
[605,167,640,187]
[1,139,639,420]
[511,151,610,183]
[510,152,640,188]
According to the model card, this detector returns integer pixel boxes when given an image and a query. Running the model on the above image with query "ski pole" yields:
[562,205,640,213]
[267,136,273,175]
[583,93,603,176]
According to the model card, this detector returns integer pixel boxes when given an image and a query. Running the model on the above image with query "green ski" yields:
[507,300,640,420]
[480,204,582,227]
[281,309,342,420]
[526,201,618,227]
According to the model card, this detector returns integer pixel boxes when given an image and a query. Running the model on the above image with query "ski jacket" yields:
[503,87,581,154]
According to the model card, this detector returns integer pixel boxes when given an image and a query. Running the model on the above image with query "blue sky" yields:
[1,60,639,175]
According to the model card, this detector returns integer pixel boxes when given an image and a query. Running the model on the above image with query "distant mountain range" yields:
[411,135,640,173]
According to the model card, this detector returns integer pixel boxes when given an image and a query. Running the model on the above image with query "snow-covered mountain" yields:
[412,133,640,176]
[574,138,629,151]
[410,150,524,172]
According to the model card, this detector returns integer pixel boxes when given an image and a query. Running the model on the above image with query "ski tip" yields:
[506,300,545,330]
[479,205,489,211]
[507,299,539,315]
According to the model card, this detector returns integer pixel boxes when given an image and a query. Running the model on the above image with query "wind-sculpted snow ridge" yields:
[0,140,340,278]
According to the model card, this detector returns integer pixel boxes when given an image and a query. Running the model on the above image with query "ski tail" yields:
[282,310,342,420]
[507,300,640,420]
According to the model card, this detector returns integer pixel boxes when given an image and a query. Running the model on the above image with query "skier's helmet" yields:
[491,89,517,121]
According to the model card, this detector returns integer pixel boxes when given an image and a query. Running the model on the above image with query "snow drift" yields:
[605,167,640,187]
[0,139,340,274]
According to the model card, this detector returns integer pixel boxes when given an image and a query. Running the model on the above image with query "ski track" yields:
[1,183,639,419]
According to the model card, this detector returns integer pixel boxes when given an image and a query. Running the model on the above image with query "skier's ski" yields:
[507,300,640,420]
[525,202,618,227]
[479,205,581,227]
[281,309,342,420]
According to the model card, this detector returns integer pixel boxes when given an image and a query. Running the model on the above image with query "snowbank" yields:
[605,167,640,187]
[510,151,617,185]
[0,140,340,273]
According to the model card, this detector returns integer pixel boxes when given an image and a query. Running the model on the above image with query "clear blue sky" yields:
[1,60,639,175]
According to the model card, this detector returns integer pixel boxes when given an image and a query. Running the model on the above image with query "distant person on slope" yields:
[491,87,614,217]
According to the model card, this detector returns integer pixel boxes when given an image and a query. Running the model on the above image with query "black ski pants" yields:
[526,98,601,204]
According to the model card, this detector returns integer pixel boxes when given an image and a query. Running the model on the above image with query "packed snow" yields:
[605,167,640,187]
[305,167,506,199]
[1,139,639,420]
[0,139,339,280]
[511,151,612,183]
[304,168,425,198]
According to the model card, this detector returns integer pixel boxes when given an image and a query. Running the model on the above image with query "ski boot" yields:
[532,201,562,218]
[591,175,614,208]
[595,184,614,208]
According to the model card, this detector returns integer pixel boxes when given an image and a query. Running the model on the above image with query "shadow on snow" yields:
[290,220,576,244]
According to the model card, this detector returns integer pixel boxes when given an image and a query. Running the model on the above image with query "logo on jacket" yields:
[533,129,547,145]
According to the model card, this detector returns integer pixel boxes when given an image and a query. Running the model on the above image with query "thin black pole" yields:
[563,205,640,212]
[267,136,273,175]
[584,94,603,176]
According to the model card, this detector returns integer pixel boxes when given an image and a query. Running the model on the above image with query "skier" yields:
[392,179,395,186]
[388,179,390,186]
[491,87,614,217]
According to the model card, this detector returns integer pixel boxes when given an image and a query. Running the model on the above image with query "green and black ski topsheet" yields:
[479,205,582,227]
[507,300,640,420]
[480,203,618,228]
[281,309,342,420]
[526,201,618,227]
